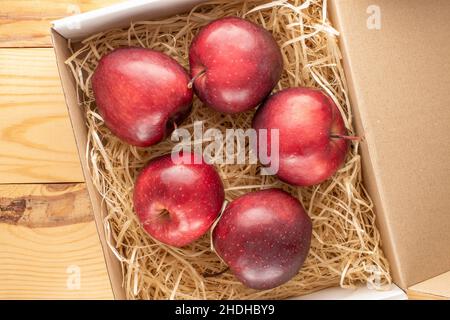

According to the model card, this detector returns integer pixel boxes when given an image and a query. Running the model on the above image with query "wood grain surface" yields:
[0,0,117,299]
[406,289,448,300]
[0,183,91,228]
[0,0,124,47]
[0,183,113,299]
[0,48,84,183]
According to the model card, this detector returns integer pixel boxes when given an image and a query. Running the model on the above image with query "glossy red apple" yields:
[253,87,354,186]
[213,188,312,290]
[189,17,283,114]
[133,152,224,247]
[92,47,193,147]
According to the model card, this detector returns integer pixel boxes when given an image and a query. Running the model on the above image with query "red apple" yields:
[213,189,312,290]
[133,152,224,247]
[92,47,193,147]
[189,17,283,114]
[253,87,353,186]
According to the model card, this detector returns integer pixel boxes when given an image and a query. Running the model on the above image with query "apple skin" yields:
[253,87,349,186]
[92,47,193,147]
[213,189,312,290]
[133,152,224,247]
[189,17,283,114]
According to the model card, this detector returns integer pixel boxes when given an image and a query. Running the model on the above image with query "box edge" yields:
[51,28,125,300]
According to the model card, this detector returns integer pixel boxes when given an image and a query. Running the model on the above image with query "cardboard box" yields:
[328,0,450,298]
[51,0,450,299]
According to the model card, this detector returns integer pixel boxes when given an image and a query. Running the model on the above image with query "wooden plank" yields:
[0,183,92,228]
[407,271,450,300]
[407,289,448,300]
[0,48,84,183]
[0,0,124,47]
[0,183,113,299]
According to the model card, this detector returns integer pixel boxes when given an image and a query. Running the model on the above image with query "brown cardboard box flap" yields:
[329,0,450,288]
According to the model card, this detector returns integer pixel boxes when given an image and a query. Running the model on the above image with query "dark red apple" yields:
[213,188,312,290]
[253,87,354,186]
[189,17,283,114]
[133,152,224,247]
[92,47,193,147]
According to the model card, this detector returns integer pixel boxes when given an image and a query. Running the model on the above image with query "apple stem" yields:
[330,134,361,141]
[157,209,171,221]
[202,267,229,278]
[188,69,207,89]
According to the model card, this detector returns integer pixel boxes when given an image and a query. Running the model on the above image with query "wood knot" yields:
[0,198,26,224]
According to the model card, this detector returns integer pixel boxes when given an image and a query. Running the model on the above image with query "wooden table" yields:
[0,0,124,300]
[0,0,434,300]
